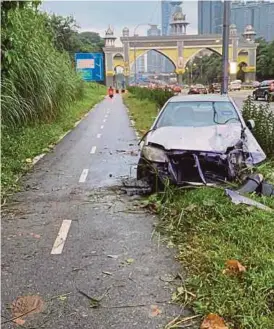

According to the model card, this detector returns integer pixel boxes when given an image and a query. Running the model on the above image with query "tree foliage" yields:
[45,14,104,56]
[256,38,274,81]
[183,53,222,85]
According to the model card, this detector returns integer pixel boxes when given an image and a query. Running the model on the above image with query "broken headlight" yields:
[142,146,168,163]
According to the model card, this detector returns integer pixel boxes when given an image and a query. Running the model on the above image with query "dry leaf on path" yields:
[126,258,134,264]
[30,233,41,239]
[11,295,44,325]
[200,313,229,329]
[150,305,162,317]
[223,259,246,275]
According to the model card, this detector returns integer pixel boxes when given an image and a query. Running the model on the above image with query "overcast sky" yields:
[41,0,198,42]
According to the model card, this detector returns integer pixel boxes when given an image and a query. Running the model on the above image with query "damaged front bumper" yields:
[142,149,247,186]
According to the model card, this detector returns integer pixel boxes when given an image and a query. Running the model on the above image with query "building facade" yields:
[198,0,274,41]
[162,1,183,72]
[161,0,183,36]
[147,25,162,73]
[198,0,223,35]
[231,0,274,42]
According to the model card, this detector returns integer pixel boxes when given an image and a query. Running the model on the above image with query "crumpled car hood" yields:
[146,124,266,164]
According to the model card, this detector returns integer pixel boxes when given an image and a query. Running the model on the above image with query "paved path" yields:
[2,95,184,329]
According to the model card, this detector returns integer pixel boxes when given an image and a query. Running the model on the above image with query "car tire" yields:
[264,93,269,102]
[136,157,163,192]
[253,93,258,101]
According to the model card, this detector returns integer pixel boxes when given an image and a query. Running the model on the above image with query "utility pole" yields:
[221,0,231,95]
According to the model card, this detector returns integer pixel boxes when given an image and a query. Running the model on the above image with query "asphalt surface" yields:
[2,95,186,329]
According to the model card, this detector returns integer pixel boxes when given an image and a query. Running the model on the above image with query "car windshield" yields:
[156,101,240,128]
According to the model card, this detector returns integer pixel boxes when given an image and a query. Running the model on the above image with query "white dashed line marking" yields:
[100,125,104,129]
[79,169,89,182]
[51,220,72,255]
[105,115,108,118]
[103,119,106,123]
[90,146,97,154]
[97,134,101,139]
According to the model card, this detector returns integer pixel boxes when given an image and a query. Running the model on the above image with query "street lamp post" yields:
[221,0,231,95]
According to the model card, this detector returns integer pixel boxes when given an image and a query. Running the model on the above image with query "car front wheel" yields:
[253,92,258,101]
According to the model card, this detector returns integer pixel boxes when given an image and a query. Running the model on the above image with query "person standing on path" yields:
[108,86,114,99]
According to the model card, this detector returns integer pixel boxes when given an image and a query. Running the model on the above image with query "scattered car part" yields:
[225,189,272,212]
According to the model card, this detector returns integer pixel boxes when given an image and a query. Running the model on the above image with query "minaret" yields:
[104,25,116,47]
[169,5,189,35]
[242,25,256,43]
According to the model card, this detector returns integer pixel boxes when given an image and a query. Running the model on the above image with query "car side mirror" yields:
[247,119,255,130]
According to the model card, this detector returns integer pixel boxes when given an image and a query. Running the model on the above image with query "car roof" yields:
[168,94,232,103]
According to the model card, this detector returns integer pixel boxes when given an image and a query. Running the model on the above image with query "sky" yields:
[41,0,198,44]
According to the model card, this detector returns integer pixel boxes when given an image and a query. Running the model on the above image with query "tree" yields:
[256,38,274,80]
[44,14,105,57]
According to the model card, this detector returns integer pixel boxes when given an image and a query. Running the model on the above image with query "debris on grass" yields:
[200,313,229,329]
[223,260,246,276]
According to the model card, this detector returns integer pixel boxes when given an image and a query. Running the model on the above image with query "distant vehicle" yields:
[188,84,207,95]
[173,85,181,93]
[213,83,221,93]
[229,80,242,91]
[252,81,260,88]
[252,80,274,102]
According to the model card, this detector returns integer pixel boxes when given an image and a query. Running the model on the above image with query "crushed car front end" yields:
[137,142,251,187]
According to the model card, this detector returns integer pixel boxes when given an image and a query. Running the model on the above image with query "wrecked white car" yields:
[137,95,266,188]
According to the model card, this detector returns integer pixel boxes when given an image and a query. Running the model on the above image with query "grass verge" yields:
[1,83,106,200]
[124,92,274,329]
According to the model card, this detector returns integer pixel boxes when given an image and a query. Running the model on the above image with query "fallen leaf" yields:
[30,233,41,239]
[58,295,67,301]
[14,318,26,325]
[126,258,134,264]
[11,295,44,325]
[25,158,32,163]
[200,313,229,329]
[223,260,246,275]
[150,305,162,317]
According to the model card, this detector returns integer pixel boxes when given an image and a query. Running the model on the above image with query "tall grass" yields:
[242,97,274,158]
[1,7,84,128]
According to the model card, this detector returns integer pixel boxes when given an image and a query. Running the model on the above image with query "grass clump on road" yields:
[1,83,106,200]
[124,90,274,329]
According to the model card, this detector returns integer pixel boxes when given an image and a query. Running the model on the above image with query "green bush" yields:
[242,97,274,158]
[1,7,84,128]
[127,86,174,108]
